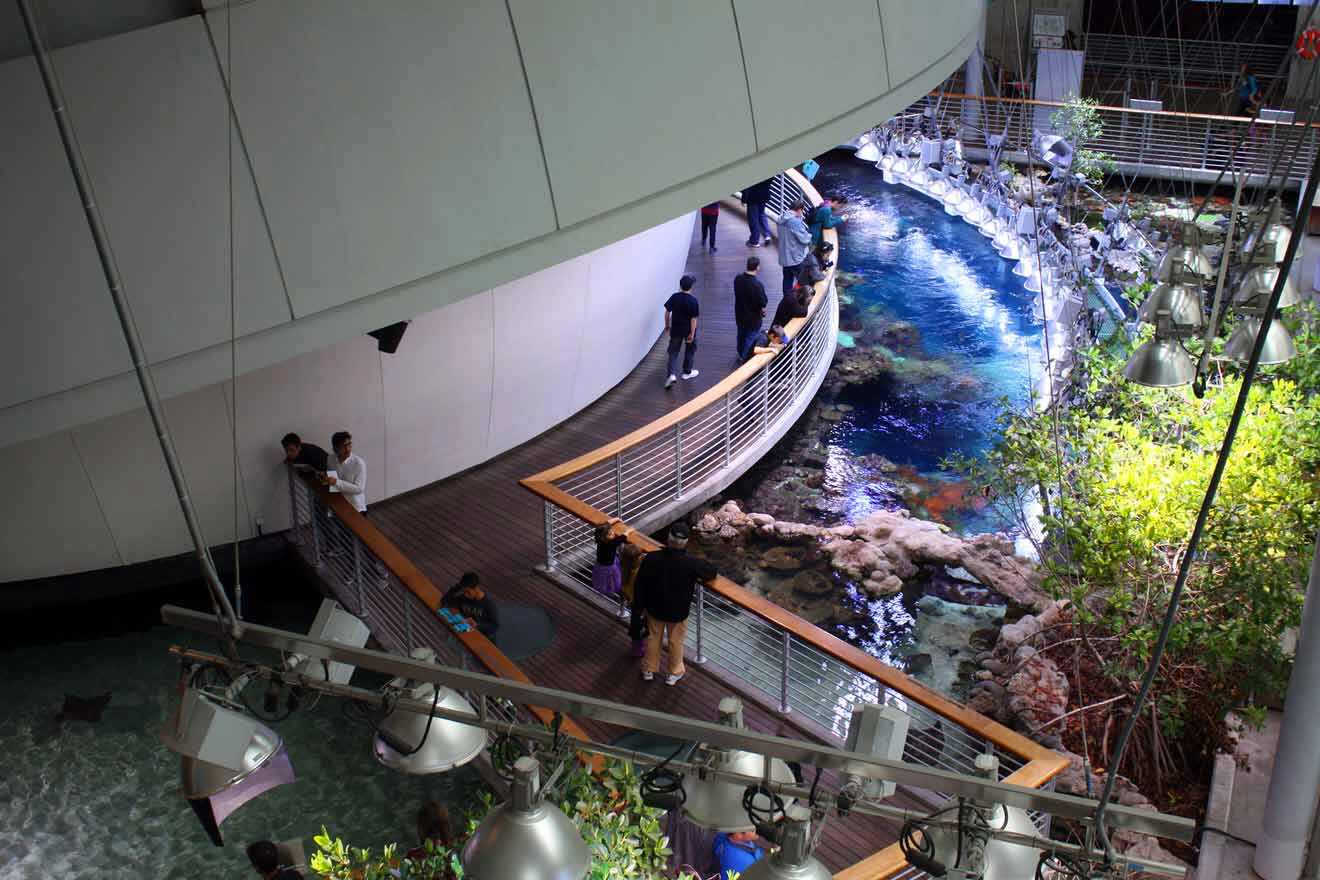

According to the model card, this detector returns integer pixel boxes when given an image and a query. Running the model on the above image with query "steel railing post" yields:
[544,502,557,570]
[310,498,323,567]
[694,583,707,664]
[759,368,769,435]
[614,453,623,517]
[779,630,792,714]
[287,469,299,544]
[791,336,799,389]
[674,424,684,499]
[405,597,414,653]
[353,540,366,615]
[723,392,732,466]
[1202,119,1211,172]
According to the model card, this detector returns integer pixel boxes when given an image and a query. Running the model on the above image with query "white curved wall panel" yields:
[57,18,290,365]
[508,0,756,229]
[212,0,557,318]
[733,0,890,149]
[2,0,980,448]
[0,57,130,410]
[0,212,692,582]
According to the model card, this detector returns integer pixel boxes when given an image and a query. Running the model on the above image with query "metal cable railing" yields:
[903,91,1318,183]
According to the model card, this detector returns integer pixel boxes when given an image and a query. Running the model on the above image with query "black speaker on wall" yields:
[367,321,409,354]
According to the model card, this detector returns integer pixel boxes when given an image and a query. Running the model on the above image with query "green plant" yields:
[952,325,1320,789]
[307,758,674,879]
[1050,96,1117,184]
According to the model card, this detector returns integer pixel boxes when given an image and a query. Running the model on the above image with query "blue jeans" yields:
[782,265,800,295]
[667,335,696,377]
[747,201,770,244]
[736,324,760,362]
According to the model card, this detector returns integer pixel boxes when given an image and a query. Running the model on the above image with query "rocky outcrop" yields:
[692,502,1049,611]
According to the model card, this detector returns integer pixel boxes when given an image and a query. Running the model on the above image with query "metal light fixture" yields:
[162,687,295,845]
[1123,312,1196,387]
[1035,132,1075,172]
[1235,264,1303,310]
[284,599,371,684]
[922,803,1044,880]
[462,756,590,880]
[682,698,797,832]
[1240,201,1292,265]
[373,647,487,774]
[1138,281,1204,330]
[1156,244,1213,282]
[854,136,881,163]
[1225,315,1297,365]
[740,804,832,880]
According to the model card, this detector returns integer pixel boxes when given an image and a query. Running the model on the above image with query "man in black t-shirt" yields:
[281,432,329,472]
[663,274,701,389]
[733,256,767,363]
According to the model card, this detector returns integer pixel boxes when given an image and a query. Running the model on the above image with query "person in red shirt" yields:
[700,202,720,253]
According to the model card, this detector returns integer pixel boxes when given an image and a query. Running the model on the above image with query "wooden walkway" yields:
[368,213,912,870]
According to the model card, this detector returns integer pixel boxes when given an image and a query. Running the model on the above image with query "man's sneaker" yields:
[641,671,655,682]
[681,369,700,380]
[710,246,718,253]
[664,374,677,389]
[665,673,684,686]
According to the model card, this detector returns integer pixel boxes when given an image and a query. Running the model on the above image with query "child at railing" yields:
[592,519,629,597]
[619,542,648,657]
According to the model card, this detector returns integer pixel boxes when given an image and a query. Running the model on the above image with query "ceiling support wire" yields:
[1093,57,1320,863]
[227,0,242,621]
[14,0,242,649]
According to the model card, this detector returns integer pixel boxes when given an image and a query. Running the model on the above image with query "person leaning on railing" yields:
[634,521,717,686]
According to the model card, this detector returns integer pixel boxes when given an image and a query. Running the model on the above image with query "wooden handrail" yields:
[296,471,595,748]
[924,90,1320,128]
[522,167,837,486]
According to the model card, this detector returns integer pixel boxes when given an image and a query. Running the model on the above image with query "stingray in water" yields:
[55,692,112,724]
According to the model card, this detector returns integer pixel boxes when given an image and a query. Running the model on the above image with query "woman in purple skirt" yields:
[591,519,629,596]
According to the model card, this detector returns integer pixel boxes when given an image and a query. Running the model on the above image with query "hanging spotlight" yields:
[1225,315,1297,365]
[682,698,797,832]
[1235,264,1303,310]
[918,803,1044,880]
[1240,201,1292,265]
[283,599,371,684]
[1138,281,1204,330]
[372,647,487,774]
[740,803,832,880]
[461,756,590,880]
[1034,132,1075,173]
[1123,312,1196,387]
[853,134,881,163]
[1156,244,1213,282]
[162,687,295,845]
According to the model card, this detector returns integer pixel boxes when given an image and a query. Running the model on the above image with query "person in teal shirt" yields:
[714,831,764,879]
[808,195,845,246]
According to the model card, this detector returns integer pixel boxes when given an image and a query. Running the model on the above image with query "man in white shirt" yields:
[321,430,367,513]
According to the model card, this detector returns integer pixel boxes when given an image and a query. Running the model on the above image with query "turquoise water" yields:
[0,580,478,879]
[814,157,1043,532]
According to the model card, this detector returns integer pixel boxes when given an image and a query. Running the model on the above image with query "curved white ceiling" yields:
[0,0,981,447]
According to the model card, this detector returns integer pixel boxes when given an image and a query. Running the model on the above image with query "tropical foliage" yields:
[1050,96,1117,184]
[953,304,1320,786]
[308,757,684,880]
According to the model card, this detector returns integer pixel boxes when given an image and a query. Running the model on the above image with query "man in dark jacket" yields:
[733,256,768,363]
[281,432,329,472]
[635,522,717,685]
[742,178,775,246]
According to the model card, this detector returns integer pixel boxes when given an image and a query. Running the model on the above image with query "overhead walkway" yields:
[285,173,1065,878]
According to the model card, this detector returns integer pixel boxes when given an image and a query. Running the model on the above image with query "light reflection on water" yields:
[815,157,1043,534]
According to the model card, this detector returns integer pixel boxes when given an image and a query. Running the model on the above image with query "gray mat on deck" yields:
[493,603,556,662]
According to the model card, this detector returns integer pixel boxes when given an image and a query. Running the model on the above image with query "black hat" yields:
[679,275,696,291]
[669,521,690,539]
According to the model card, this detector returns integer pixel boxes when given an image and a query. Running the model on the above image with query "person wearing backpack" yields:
[775,201,812,295]
[807,195,845,246]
